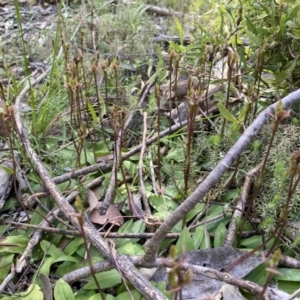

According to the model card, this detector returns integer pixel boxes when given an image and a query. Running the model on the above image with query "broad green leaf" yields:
[40,256,54,277]
[174,17,184,45]
[40,240,65,259]
[74,289,96,300]
[287,4,300,21]
[83,270,121,290]
[214,222,227,248]
[159,239,176,252]
[200,228,211,249]
[88,294,115,300]
[277,281,300,297]
[240,236,274,249]
[273,60,297,86]
[0,235,29,253]
[176,227,195,255]
[221,189,239,202]
[279,13,287,37]
[186,203,205,222]
[132,219,146,234]
[1,197,18,211]
[54,279,75,300]
[273,268,300,281]
[165,148,185,162]
[238,103,251,123]
[0,254,14,282]
[0,164,14,174]
[154,282,172,300]
[243,263,267,286]
[65,237,84,256]
[149,195,178,213]
[203,205,231,232]
[164,185,182,200]
[115,290,141,300]
[52,255,80,264]
[86,99,98,125]
[217,102,239,124]
[22,284,44,300]
[118,219,134,233]
[0,284,44,300]
[193,226,205,249]
[94,140,111,157]
[117,242,145,256]
[117,220,145,248]
[123,160,137,177]
[246,30,262,47]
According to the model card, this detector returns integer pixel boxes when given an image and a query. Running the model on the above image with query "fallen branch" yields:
[223,163,262,247]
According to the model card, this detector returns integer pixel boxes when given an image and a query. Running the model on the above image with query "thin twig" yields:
[223,163,262,247]
[138,111,151,214]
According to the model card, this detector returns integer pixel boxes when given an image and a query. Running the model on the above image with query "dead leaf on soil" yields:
[88,189,124,226]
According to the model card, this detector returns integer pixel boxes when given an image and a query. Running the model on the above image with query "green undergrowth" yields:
[1,0,300,299]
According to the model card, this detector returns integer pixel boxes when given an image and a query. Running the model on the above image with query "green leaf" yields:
[174,17,184,46]
[176,227,195,255]
[83,270,121,290]
[273,59,297,86]
[277,281,300,297]
[240,236,274,249]
[0,254,14,282]
[52,255,80,264]
[0,164,14,175]
[165,148,185,162]
[94,140,111,157]
[88,294,115,300]
[149,195,178,213]
[193,226,205,249]
[0,235,29,253]
[200,228,211,249]
[0,284,44,300]
[217,102,239,124]
[132,219,146,234]
[86,99,97,125]
[117,242,145,255]
[117,220,145,248]
[40,256,54,277]
[54,279,75,300]
[65,237,84,256]
[116,290,141,300]
[154,281,172,300]
[273,268,300,281]
[243,263,268,286]
[246,30,262,47]
[186,203,205,222]
[238,103,251,123]
[214,222,227,248]
[123,160,137,177]
[75,290,98,300]
[40,240,65,259]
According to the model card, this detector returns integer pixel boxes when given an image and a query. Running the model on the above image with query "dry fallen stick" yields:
[138,111,151,215]
[223,163,262,247]
[13,72,166,299]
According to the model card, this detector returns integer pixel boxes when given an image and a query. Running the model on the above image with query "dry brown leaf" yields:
[88,189,124,226]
